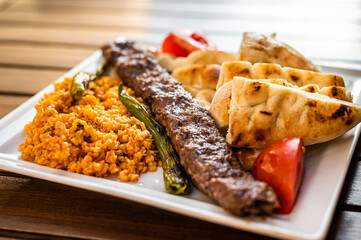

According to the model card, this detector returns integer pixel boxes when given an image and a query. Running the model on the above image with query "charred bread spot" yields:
[239,68,250,75]
[254,129,266,142]
[191,67,197,74]
[346,119,353,125]
[308,86,315,93]
[315,111,326,123]
[290,75,299,82]
[230,124,242,146]
[272,51,280,59]
[208,66,221,79]
[240,148,255,155]
[260,111,272,116]
[331,105,351,119]
[306,100,317,107]
[333,75,341,86]
[331,86,339,97]
[252,45,265,52]
[263,65,282,76]
[251,82,261,93]
[232,132,243,146]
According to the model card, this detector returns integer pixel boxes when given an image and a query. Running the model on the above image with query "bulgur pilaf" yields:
[18,76,160,182]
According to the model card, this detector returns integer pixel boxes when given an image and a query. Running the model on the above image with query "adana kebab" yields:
[102,41,279,215]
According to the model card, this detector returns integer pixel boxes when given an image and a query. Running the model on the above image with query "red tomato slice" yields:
[251,137,305,214]
[161,34,190,57]
[161,28,216,57]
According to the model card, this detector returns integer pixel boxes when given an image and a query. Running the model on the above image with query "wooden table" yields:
[1,0,361,239]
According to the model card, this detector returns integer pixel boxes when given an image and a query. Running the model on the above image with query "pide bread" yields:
[216,61,350,101]
[233,148,262,171]
[171,64,220,91]
[217,61,345,89]
[217,61,253,90]
[210,77,352,133]
[171,64,220,108]
[210,81,233,129]
[157,50,236,72]
[160,51,234,108]
[194,89,216,111]
[238,32,319,72]
[283,67,344,88]
[217,77,361,148]
[318,86,352,102]
[211,78,296,129]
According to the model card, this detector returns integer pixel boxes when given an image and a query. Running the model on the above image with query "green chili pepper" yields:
[70,59,109,101]
[118,83,190,195]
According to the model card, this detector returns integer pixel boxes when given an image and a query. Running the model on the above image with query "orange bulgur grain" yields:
[18,76,160,182]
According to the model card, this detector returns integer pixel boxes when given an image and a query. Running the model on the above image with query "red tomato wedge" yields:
[251,137,305,214]
[161,28,217,57]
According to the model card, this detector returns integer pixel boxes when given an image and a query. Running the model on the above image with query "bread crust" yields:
[209,81,233,128]
[225,77,361,148]
[238,32,319,72]
[172,64,221,90]
[157,50,236,72]
[216,61,350,101]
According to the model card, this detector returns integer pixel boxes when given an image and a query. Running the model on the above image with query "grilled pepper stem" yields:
[70,59,108,100]
[118,83,190,195]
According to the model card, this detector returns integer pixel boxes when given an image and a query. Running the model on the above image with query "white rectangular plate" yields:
[1,49,361,240]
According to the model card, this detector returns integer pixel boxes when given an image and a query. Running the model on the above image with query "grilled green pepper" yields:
[118,83,190,195]
[70,59,109,100]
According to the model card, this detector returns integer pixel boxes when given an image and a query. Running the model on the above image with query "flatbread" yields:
[171,64,220,90]
[233,148,262,171]
[238,32,319,72]
[283,67,344,88]
[226,77,361,148]
[210,78,352,132]
[218,61,345,89]
[210,81,233,129]
[157,50,236,72]
[194,89,216,111]
[216,61,349,101]
[217,61,253,89]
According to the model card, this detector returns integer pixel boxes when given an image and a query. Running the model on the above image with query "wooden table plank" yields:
[0,0,13,11]
[0,24,129,47]
[0,67,64,94]
[339,160,361,208]
[1,25,361,64]
[2,3,361,39]
[0,44,95,69]
[12,0,361,23]
[0,95,29,118]
[0,167,360,240]
[327,210,361,240]
[0,174,276,240]
[1,2,361,61]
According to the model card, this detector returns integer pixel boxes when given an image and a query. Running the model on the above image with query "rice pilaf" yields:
[18,76,160,182]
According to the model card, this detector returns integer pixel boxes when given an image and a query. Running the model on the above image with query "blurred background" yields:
[1,0,361,119]
[0,0,361,239]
